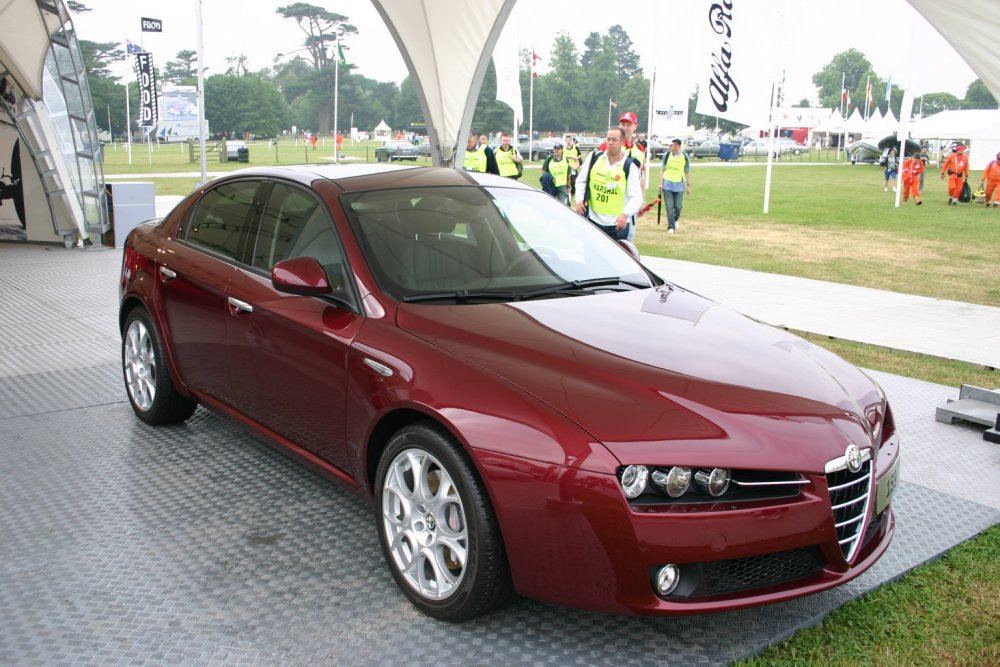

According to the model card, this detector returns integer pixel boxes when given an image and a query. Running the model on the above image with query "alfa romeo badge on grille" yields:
[845,444,863,473]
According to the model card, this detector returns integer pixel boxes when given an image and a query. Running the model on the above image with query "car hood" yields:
[396,286,883,471]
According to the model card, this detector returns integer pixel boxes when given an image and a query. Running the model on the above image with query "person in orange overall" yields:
[979,151,1000,208]
[901,149,924,205]
[940,143,970,205]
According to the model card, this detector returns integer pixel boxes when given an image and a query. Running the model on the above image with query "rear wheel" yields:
[122,308,197,425]
[375,422,513,621]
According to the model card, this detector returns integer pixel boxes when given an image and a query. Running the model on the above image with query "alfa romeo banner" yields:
[133,52,158,127]
[695,0,779,128]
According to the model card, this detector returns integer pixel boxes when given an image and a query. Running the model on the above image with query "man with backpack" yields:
[979,151,1000,208]
[573,127,642,240]
[660,139,692,234]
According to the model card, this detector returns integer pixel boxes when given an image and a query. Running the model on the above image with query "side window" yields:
[184,181,260,259]
[252,183,348,291]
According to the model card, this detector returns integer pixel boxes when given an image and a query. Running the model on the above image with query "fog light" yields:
[694,468,732,497]
[655,564,680,595]
[620,465,648,499]
[651,466,692,498]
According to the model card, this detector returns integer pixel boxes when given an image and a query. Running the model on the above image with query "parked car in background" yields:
[374,140,420,162]
[119,163,899,622]
[518,138,563,161]
[775,138,809,155]
[741,140,780,158]
[688,140,722,159]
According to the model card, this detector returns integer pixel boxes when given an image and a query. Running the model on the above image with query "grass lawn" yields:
[102,144,999,663]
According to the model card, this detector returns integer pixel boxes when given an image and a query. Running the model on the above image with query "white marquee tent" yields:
[910,109,1000,166]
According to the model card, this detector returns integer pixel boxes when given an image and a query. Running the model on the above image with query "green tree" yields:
[162,50,198,86]
[78,39,128,136]
[276,3,358,133]
[918,92,963,116]
[393,76,425,130]
[534,34,584,132]
[607,24,642,82]
[964,79,998,109]
[812,49,874,110]
[204,74,290,137]
[471,60,518,136]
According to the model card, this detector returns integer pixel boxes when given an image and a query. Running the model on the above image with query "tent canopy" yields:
[0,0,63,100]
[907,0,1000,102]
[370,0,516,167]
[910,109,1000,139]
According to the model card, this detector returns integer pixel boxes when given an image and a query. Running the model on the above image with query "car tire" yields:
[793,149,802,155]
[375,422,514,621]
[122,307,198,425]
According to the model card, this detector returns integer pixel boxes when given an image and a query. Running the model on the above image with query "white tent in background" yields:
[910,109,1000,165]
[866,108,884,136]
[373,119,392,142]
[845,108,867,137]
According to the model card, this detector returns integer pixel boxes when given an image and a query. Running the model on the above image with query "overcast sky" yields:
[72,0,977,107]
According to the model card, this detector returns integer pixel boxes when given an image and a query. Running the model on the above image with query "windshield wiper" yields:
[516,277,648,300]
[402,289,518,304]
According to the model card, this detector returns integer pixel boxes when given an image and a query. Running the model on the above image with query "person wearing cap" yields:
[940,143,970,205]
[574,126,642,239]
[600,111,648,239]
[660,139,691,234]
[980,151,1000,208]
[900,149,924,206]
[495,132,523,179]
[463,129,500,175]
[563,135,582,203]
[541,143,570,204]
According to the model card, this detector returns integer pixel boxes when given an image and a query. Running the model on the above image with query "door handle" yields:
[227,296,253,314]
[159,266,177,280]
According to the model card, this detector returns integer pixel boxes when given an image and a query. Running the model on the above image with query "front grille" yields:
[700,547,824,596]
[826,459,873,562]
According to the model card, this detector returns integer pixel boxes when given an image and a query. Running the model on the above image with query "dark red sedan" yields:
[119,164,900,620]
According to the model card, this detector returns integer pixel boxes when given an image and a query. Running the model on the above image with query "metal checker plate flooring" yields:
[1,245,998,666]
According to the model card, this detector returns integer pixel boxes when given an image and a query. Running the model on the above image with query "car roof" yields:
[208,164,537,194]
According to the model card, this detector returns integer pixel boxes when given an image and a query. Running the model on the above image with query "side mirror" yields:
[272,256,331,296]
[617,239,641,262]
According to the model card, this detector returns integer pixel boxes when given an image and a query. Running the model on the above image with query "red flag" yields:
[842,87,847,102]
[532,50,539,78]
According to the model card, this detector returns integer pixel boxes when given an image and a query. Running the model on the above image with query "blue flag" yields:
[126,41,144,54]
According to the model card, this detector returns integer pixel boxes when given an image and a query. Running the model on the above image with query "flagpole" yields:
[528,47,535,161]
[762,0,787,214]
[124,80,132,165]
[838,71,845,161]
[864,75,870,120]
[608,98,612,130]
[195,0,207,184]
[333,43,340,164]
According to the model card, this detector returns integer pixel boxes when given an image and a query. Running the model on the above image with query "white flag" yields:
[695,0,780,127]
[492,20,522,127]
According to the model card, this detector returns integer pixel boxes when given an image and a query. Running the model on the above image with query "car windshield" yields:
[343,185,656,303]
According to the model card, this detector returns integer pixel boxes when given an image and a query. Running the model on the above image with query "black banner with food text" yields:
[133,52,158,127]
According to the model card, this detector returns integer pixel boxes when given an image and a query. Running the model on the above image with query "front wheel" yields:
[122,307,197,425]
[375,422,513,621]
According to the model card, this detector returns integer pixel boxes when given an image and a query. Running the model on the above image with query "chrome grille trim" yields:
[825,450,874,563]
[733,479,810,487]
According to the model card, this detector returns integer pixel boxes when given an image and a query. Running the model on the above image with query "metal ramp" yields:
[0,0,107,246]
[936,385,1000,441]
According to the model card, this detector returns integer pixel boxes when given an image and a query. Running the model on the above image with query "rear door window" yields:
[183,180,260,260]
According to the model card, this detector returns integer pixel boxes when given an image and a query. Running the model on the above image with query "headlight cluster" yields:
[619,465,732,500]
